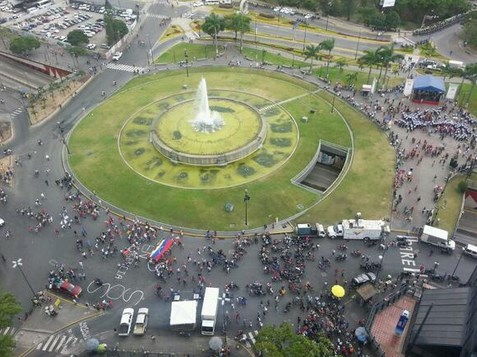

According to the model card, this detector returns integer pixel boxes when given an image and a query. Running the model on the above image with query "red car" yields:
[59,281,82,298]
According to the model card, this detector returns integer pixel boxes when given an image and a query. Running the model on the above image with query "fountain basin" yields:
[151,98,266,166]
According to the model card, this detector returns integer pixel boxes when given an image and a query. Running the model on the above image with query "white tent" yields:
[170,300,197,330]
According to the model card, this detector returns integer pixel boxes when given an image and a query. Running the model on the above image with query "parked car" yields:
[133,308,149,335]
[0,217,4,226]
[55,281,82,298]
[118,308,134,336]
[352,272,376,287]
[112,51,123,61]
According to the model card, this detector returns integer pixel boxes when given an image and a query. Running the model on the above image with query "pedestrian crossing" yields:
[10,107,23,118]
[0,327,17,336]
[36,333,78,353]
[106,63,147,73]
[239,330,259,348]
[259,104,277,113]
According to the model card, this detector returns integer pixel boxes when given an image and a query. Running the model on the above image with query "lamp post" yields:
[184,49,189,77]
[243,189,250,226]
[302,25,307,52]
[12,258,36,296]
[354,31,361,59]
[221,293,228,344]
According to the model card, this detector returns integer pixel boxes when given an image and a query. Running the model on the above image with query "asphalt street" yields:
[0,1,477,356]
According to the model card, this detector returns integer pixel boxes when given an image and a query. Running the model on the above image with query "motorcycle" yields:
[351,250,362,257]
[225,282,240,290]
[335,253,347,261]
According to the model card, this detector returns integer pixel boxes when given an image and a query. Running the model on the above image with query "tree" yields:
[255,322,334,357]
[384,10,400,30]
[201,13,225,56]
[358,48,379,83]
[334,58,347,72]
[377,45,403,88]
[0,291,22,357]
[104,14,129,45]
[303,44,320,74]
[9,36,40,55]
[345,72,358,86]
[319,38,335,78]
[224,13,251,51]
[463,17,477,48]
[67,30,89,46]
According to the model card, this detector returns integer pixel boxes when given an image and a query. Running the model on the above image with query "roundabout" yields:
[68,67,392,230]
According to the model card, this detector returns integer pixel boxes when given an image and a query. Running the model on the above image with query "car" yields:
[118,308,134,336]
[59,281,82,298]
[327,224,343,238]
[86,43,96,50]
[112,51,123,61]
[133,308,149,335]
[0,217,4,226]
[352,272,376,287]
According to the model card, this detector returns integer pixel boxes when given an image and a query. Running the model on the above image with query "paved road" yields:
[1,2,477,356]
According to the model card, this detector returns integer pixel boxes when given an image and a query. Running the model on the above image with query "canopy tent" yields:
[170,300,197,330]
[412,75,445,105]
[150,239,173,262]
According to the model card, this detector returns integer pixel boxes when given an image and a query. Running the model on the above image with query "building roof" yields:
[413,75,445,93]
[408,287,471,348]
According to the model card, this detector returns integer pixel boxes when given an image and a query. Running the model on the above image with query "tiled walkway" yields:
[371,295,418,357]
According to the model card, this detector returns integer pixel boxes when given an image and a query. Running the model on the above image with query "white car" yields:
[112,51,123,61]
[118,308,134,336]
[86,43,96,50]
[133,308,149,335]
[0,217,4,227]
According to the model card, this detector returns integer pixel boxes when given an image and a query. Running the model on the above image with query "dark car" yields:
[352,272,376,287]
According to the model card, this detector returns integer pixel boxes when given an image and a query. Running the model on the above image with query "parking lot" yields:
[0,1,138,54]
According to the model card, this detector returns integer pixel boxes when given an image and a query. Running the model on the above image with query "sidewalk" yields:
[370,295,418,357]
[14,291,102,356]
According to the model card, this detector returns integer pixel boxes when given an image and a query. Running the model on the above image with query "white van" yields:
[463,244,477,259]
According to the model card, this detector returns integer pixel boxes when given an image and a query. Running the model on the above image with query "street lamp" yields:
[184,49,189,77]
[243,189,250,226]
[221,293,228,344]
[12,258,36,296]
[354,31,361,59]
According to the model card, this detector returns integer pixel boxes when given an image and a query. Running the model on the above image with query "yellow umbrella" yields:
[331,284,345,298]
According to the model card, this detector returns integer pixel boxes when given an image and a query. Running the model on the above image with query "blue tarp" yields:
[413,75,445,93]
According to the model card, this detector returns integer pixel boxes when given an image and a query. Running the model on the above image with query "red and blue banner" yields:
[150,239,173,262]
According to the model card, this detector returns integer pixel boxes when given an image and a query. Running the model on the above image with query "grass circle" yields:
[66,68,388,230]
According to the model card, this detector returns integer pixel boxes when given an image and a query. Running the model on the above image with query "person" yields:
[112,80,116,86]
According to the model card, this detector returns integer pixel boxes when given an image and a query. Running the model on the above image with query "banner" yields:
[371,78,377,94]
[446,83,459,100]
[403,79,414,96]
[382,0,396,7]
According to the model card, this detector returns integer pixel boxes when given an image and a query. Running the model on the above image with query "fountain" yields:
[190,78,224,133]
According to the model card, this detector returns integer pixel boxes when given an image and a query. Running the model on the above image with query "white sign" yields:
[382,0,396,8]
[446,83,459,100]
[403,79,414,96]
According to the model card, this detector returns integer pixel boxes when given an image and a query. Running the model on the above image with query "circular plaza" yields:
[67,67,394,230]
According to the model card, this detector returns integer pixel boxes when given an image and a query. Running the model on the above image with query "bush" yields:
[259,13,275,19]
[457,181,468,193]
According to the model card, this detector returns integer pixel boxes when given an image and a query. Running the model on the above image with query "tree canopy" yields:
[201,13,226,45]
[104,14,129,45]
[255,322,334,357]
[67,30,89,46]
[9,36,41,55]
[0,291,22,357]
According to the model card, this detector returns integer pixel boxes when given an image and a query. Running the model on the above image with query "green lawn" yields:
[434,174,476,233]
[69,67,394,230]
[155,43,225,64]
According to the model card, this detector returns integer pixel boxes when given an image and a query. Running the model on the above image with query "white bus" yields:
[35,0,52,8]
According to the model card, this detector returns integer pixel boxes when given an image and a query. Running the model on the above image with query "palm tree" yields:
[224,13,251,51]
[345,72,358,86]
[378,45,404,88]
[303,44,320,74]
[202,13,225,56]
[358,49,379,83]
[319,38,335,78]
[334,58,347,72]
